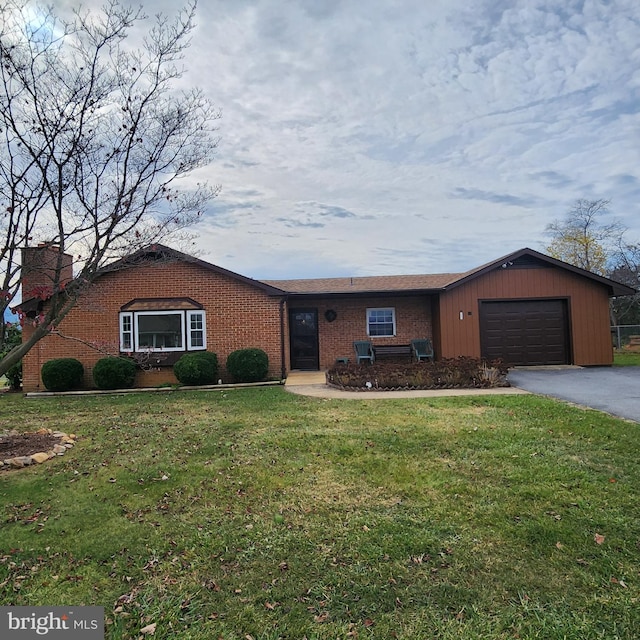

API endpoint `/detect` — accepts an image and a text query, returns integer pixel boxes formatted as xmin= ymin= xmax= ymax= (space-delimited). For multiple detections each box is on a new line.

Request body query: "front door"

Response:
xmin=289 ymin=308 xmax=319 ymax=370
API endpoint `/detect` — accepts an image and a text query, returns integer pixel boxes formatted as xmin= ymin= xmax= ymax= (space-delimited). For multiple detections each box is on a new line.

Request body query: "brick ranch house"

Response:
xmin=18 ymin=243 xmax=635 ymax=392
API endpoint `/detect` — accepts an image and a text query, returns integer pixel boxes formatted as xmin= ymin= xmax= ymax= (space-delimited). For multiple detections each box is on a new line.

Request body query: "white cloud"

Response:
xmin=47 ymin=0 xmax=640 ymax=276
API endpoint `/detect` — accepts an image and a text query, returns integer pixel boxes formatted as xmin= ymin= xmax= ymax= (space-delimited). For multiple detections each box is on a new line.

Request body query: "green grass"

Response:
xmin=1 ymin=388 xmax=639 ymax=639
xmin=613 ymin=350 xmax=640 ymax=366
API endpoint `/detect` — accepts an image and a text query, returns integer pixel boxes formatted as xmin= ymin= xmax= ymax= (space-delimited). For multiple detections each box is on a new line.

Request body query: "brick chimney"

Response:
xmin=21 ymin=243 xmax=73 ymax=300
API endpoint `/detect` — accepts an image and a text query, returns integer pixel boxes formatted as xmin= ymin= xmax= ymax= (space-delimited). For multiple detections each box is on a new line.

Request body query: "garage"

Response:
xmin=479 ymin=299 xmax=570 ymax=366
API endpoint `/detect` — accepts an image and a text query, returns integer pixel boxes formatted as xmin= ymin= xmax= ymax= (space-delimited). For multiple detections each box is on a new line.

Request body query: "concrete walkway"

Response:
xmin=284 ymin=370 xmax=529 ymax=399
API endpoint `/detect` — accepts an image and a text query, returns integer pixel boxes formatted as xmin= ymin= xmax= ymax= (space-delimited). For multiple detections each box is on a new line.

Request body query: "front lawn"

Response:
xmin=1 ymin=388 xmax=639 ymax=639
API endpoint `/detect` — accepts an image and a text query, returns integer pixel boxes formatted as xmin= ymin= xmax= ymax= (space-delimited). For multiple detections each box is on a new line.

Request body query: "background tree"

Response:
xmin=545 ymin=199 xmax=639 ymax=327
xmin=609 ymin=242 xmax=640 ymax=325
xmin=0 ymin=319 xmax=21 ymax=388
xmin=545 ymin=199 xmax=624 ymax=276
xmin=0 ymin=0 xmax=220 ymax=377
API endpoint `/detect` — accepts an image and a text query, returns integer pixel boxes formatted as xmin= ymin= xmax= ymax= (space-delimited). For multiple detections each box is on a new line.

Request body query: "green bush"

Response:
xmin=1 ymin=322 xmax=22 ymax=390
xmin=5 ymin=361 xmax=22 ymax=390
xmin=226 ymin=348 xmax=269 ymax=383
xmin=173 ymin=351 xmax=218 ymax=386
xmin=41 ymin=357 xmax=84 ymax=392
xmin=92 ymin=356 xmax=136 ymax=390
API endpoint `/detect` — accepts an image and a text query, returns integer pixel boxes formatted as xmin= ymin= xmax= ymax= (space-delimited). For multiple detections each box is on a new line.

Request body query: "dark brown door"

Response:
xmin=480 ymin=299 xmax=569 ymax=366
xmin=289 ymin=308 xmax=319 ymax=370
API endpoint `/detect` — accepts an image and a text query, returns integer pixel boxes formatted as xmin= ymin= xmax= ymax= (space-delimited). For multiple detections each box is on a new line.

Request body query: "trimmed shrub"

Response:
xmin=41 ymin=358 xmax=84 ymax=392
xmin=173 ymin=351 xmax=218 ymax=386
xmin=93 ymin=356 xmax=136 ymax=390
xmin=226 ymin=348 xmax=269 ymax=383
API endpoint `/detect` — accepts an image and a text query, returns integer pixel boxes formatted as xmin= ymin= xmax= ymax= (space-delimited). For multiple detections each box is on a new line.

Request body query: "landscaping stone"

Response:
xmin=10 ymin=456 xmax=34 ymax=468
xmin=1 ymin=430 xmax=78 ymax=471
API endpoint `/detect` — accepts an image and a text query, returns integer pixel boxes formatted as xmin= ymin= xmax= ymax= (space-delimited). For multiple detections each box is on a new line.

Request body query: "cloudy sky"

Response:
xmin=71 ymin=0 xmax=640 ymax=278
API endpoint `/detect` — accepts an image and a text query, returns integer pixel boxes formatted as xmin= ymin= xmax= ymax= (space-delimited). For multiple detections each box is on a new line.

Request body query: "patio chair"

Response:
xmin=411 ymin=338 xmax=434 ymax=362
xmin=353 ymin=340 xmax=375 ymax=364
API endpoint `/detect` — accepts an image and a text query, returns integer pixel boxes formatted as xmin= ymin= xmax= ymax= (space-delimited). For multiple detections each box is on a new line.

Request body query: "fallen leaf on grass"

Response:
xmin=555 ymin=541 xmax=564 ymax=549
xmin=140 ymin=622 xmax=156 ymax=635
xmin=610 ymin=577 xmax=627 ymax=588
xmin=314 ymin=613 xmax=329 ymax=623
xmin=594 ymin=533 xmax=605 ymax=545
xmin=203 ymin=580 xmax=220 ymax=591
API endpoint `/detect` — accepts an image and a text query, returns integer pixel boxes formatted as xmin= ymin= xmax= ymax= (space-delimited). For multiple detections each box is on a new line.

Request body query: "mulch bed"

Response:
xmin=0 ymin=432 xmax=62 ymax=459
xmin=326 ymin=358 xmax=509 ymax=391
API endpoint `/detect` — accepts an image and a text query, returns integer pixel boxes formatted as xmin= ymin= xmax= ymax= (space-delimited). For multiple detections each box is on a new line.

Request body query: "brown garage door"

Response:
xmin=480 ymin=299 xmax=570 ymax=366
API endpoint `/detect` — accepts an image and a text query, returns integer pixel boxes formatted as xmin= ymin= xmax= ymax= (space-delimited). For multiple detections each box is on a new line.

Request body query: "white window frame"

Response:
xmin=134 ymin=310 xmax=185 ymax=352
xmin=119 ymin=309 xmax=207 ymax=353
xmin=366 ymin=307 xmax=396 ymax=337
xmin=120 ymin=312 xmax=133 ymax=352
xmin=187 ymin=310 xmax=207 ymax=350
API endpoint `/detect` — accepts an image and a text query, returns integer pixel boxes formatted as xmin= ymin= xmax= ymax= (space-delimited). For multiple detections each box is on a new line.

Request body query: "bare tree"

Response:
xmin=545 ymin=199 xmax=624 ymax=275
xmin=609 ymin=242 xmax=640 ymax=325
xmin=0 ymin=0 xmax=220 ymax=376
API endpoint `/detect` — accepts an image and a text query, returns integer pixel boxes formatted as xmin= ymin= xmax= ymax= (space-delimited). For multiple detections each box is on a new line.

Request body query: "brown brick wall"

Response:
xmin=22 ymin=260 xmax=286 ymax=391
xmin=289 ymin=295 xmax=433 ymax=369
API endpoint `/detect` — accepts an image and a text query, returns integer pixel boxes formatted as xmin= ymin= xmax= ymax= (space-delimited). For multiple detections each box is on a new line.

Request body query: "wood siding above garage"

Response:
xmin=438 ymin=263 xmax=614 ymax=366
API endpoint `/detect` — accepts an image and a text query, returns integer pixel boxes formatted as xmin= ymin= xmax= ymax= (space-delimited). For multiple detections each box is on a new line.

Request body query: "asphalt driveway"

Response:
xmin=507 ymin=367 xmax=640 ymax=423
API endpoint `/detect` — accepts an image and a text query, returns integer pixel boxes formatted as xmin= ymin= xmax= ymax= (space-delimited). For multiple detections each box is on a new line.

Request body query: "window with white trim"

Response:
xmin=119 ymin=309 xmax=206 ymax=352
xmin=120 ymin=313 xmax=133 ymax=351
xmin=136 ymin=311 xmax=184 ymax=350
xmin=367 ymin=307 xmax=396 ymax=337
xmin=187 ymin=310 xmax=206 ymax=349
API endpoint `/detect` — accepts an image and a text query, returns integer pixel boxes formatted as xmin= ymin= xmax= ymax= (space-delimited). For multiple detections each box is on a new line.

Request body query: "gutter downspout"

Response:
xmin=279 ymin=296 xmax=287 ymax=381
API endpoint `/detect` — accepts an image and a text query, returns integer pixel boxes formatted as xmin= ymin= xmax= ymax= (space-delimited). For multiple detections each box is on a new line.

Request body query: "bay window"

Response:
xmin=119 ymin=301 xmax=206 ymax=353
